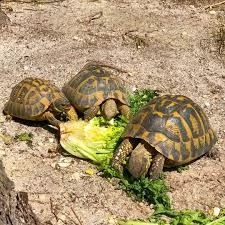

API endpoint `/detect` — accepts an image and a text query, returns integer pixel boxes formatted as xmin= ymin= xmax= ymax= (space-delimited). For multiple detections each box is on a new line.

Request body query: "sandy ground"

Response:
xmin=0 ymin=0 xmax=225 ymax=224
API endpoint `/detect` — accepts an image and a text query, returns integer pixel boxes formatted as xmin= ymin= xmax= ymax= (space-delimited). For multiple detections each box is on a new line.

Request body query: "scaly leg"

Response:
xmin=43 ymin=111 xmax=61 ymax=128
xmin=149 ymin=153 xmax=165 ymax=180
xmin=128 ymin=142 xmax=152 ymax=179
xmin=118 ymin=104 xmax=131 ymax=119
xmin=84 ymin=105 xmax=100 ymax=121
xmin=66 ymin=106 xmax=78 ymax=121
xmin=112 ymin=138 xmax=134 ymax=174
xmin=101 ymin=99 xmax=118 ymax=120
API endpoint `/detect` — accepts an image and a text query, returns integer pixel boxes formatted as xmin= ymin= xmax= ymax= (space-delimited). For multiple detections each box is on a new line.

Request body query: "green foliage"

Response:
xmin=120 ymin=177 xmax=171 ymax=211
xmin=14 ymin=132 xmax=33 ymax=142
xmin=129 ymin=89 xmax=158 ymax=115
xmin=118 ymin=209 xmax=225 ymax=225
xmin=176 ymin=165 xmax=189 ymax=173
xmin=0 ymin=132 xmax=13 ymax=145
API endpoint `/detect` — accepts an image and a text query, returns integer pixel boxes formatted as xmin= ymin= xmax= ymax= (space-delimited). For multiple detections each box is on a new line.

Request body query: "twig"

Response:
xmin=204 ymin=0 xmax=225 ymax=9
xmin=87 ymin=11 xmax=103 ymax=23
xmin=85 ymin=60 xmax=128 ymax=74
xmin=71 ymin=207 xmax=83 ymax=225
xmin=50 ymin=197 xmax=59 ymax=222
xmin=2 ymin=0 xmax=64 ymax=4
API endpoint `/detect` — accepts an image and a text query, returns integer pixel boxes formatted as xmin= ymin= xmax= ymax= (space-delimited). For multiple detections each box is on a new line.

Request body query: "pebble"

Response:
xmin=57 ymin=156 xmax=73 ymax=168
xmin=213 ymin=207 xmax=220 ymax=217
xmin=38 ymin=194 xmax=49 ymax=203
xmin=0 ymin=150 xmax=6 ymax=157
xmin=48 ymin=138 xmax=55 ymax=143
xmin=0 ymin=116 xmax=5 ymax=123
xmin=24 ymin=66 xmax=29 ymax=70
xmin=209 ymin=10 xmax=216 ymax=15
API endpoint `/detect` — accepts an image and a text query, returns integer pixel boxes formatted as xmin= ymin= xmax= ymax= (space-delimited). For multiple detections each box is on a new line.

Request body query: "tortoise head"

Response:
xmin=53 ymin=96 xmax=71 ymax=112
xmin=52 ymin=97 xmax=78 ymax=120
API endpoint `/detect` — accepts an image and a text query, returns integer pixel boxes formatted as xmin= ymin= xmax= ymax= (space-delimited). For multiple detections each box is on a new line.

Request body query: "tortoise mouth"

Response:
xmin=64 ymin=105 xmax=72 ymax=111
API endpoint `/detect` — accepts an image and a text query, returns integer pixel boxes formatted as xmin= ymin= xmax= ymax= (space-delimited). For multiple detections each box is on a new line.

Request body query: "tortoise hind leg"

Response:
xmin=43 ymin=111 xmax=61 ymax=128
xmin=112 ymin=138 xmax=134 ymax=174
xmin=149 ymin=153 xmax=165 ymax=180
xmin=83 ymin=105 xmax=100 ymax=121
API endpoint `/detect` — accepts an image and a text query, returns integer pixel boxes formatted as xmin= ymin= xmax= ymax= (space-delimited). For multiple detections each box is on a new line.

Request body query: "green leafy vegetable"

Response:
xmin=129 ymin=89 xmax=158 ymax=115
xmin=14 ymin=132 xmax=33 ymax=142
xmin=120 ymin=177 xmax=171 ymax=211
xmin=59 ymin=117 xmax=125 ymax=165
xmin=117 ymin=209 xmax=225 ymax=225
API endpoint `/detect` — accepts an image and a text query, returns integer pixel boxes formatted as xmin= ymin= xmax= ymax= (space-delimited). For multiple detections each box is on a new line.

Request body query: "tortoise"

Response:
xmin=112 ymin=95 xmax=217 ymax=179
xmin=62 ymin=63 xmax=131 ymax=121
xmin=3 ymin=78 xmax=78 ymax=127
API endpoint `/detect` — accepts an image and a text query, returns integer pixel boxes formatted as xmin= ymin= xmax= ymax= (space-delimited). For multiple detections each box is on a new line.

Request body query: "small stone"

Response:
xmin=209 ymin=10 xmax=216 ymax=15
xmin=213 ymin=207 xmax=220 ymax=217
xmin=57 ymin=156 xmax=73 ymax=168
xmin=0 ymin=150 xmax=6 ymax=157
xmin=49 ymin=138 xmax=54 ymax=143
xmin=38 ymin=194 xmax=49 ymax=203
xmin=205 ymin=102 xmax=210 ymax=107
xmin=132 ymin=86 xmax=137 ymax=92
xmin=24 ymin=66 xmax=29 ymax=70
xmin=51 ymin=162 xmax=57 ymax=168
xmin=0 ymin=116 xmax=5 ymax=123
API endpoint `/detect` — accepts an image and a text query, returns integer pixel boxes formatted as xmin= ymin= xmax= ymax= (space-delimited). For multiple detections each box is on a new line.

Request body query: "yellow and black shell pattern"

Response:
xmin=62 ymin=63 xmax=130 ymax=112
xmin=123 ymin=95 xmax=217 ymax=165
xmin=4 ymin=78 xmax=65 ymax=120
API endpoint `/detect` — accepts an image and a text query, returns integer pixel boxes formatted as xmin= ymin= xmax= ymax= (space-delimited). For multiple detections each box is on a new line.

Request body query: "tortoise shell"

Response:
xmin=123 ymin=95 xmax=217 ymax=165
xmin=4 ymin=77 xmax=66 ymax=121
xmin=62 ymin=63 xmax=130 ymax=112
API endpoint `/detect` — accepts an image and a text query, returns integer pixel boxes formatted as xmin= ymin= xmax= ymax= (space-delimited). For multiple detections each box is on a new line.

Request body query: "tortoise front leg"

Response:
xmin=149 ymin=153 xmax=165 ymax=180
xmin=118 ymin=104 xmax=131 ymax=119
xmin=112 ymin=138 xmax=134 ymax=174
xmin=84 ymin=105 xmax=100 ymax=121
xmin=43 ymin=111 xmax=61 ymax=128
xmin=101 ymin=99 xmax=118 ymax=120
xmin=128 ymin=142 xmax=152 ymax=179
xmin=66 ymin=106 xmax=78 ymax=121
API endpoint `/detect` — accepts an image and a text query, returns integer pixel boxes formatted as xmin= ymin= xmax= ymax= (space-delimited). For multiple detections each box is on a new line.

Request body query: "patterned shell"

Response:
xmin=63 ymin=64 xmax=130 ymax=112
xmin=123 ymin=95 xmax=217 ymax=165
xmin=4 ymin=78 xmax=65 ymax=120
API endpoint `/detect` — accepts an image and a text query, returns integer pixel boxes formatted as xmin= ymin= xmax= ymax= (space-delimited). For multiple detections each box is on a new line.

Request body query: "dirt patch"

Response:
xmin=0 ymin=0 xmax=225 ymax=224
